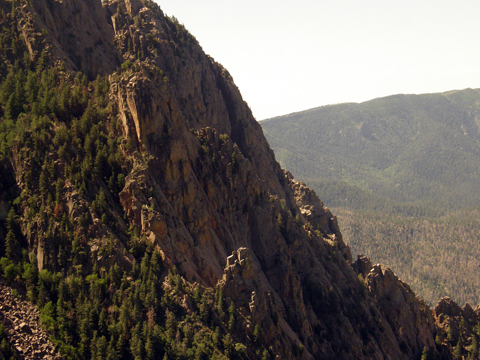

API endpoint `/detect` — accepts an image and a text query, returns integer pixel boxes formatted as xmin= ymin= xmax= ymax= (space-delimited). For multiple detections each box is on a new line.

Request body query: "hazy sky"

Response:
xmin=156 ymin=0 xmax=480 ymax=120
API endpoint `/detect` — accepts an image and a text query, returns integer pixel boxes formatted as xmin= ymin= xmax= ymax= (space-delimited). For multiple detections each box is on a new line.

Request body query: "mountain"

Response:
xmin=262 ymin=90 xmax=480 ymax=213
xmin=0 ymin=0 xmax=479 ymax=359
xmin=261 ymin=90 xmax=480 ymax=306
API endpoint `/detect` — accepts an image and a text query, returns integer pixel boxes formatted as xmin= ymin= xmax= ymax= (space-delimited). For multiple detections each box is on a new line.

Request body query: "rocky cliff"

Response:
xmin=0 ymin=0 xmax=479 ymax=359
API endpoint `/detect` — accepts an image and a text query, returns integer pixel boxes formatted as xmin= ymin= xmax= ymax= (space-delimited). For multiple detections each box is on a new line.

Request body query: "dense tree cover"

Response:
xmin=262 ymin=90 xmax=480 ymax=306
xmin=5 ymin=0 xmax=479 ymax=356
xmin=0 ymin=243 xmax=258 ymax=360
xmin=0 ymin=49 xmax=126 ymax=268
xmin=336 ymin=207 xmax=480 ymax=306
xmin=305 ymin=178 xmax=436 ymax=217
xmin=262 ymin=90 xmax=480 ymax=211
xmin=0 ymin=2 xmax=266 ymax=359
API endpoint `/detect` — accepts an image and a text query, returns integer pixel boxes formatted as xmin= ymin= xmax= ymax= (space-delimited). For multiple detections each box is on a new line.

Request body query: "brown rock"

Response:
xmin=434 ymin=297 xmax=463 ymax=318
xmin=352 ymin=254 xmax=373 ymax=278
xmin=462 ymin=303 xmax=477 ymax=322
xmin=28 ymin=0 xmax=122 ymax=79
xmin=366 ymin=264 xmax=437 ymax=358
xmin=5 ymin=0 xmax=476 ymax=358
xmin=19 ymin=322 xmax=32 ymax=334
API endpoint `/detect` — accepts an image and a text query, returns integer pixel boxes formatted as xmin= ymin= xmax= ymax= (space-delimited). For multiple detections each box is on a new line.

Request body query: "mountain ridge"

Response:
xmin=262 ymin=88 xmax=480 ymax=307
xmin=261 ymin=88 xmax=480 ymax=123
xmin=262 ymin=88 xmax=480 ymax=211
xmin=0 ymin=0 xmax=478 ymax=358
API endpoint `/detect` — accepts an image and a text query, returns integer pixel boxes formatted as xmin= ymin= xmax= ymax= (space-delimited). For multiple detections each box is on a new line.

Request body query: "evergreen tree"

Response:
xmin=471 ymin=333 xmax=479 ymax=359
xmin=228 ymin=302 xmax=236 ymax=330
xmin=5 ymin=207 xmax=20 ymax=261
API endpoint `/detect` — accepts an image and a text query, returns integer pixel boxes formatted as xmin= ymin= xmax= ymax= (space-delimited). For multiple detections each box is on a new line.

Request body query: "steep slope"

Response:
xmin=0 ymin=0 xmax=478 ymax=359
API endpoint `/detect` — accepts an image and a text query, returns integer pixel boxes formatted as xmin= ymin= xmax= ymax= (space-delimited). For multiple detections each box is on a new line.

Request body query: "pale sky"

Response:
xmin=156 ymin=0 xmax=480 ymax=120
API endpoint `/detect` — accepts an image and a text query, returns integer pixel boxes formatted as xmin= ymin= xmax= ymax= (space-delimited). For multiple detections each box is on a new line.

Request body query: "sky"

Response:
xmin=156 ymin=0 xmax=480 ymax=120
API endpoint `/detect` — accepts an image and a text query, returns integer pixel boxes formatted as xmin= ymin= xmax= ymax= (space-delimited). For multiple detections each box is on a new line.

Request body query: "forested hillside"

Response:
xmin=334 ymin=207 xmax=480 ymax=306
xmin=262 ymin=90 xmax=480 ymax=305
xmin=3 ymin=0 xmax=480 ymax=358
xmin=0 ymin=2 xmax=240 ymax=358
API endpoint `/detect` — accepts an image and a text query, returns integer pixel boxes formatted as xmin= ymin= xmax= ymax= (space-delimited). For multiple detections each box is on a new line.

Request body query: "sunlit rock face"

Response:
xmin=3 ymin=0 xmax=477 ymax=358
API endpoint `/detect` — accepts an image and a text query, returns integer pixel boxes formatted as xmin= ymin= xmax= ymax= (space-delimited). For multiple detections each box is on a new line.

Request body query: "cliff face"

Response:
xmin=1 ymin=0 xmax=478 ymax=359
xmin=27 ymin=0 xmax=121 ymax=78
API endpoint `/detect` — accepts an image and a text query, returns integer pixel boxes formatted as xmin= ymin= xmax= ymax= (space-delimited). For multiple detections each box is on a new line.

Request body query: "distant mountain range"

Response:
xmin=2 ymin=0 xmax=479 ymax=357
xmin=262 ymin=89 xmax=480 ymax=214
xmin=262 ymin=89 xmax=480 ymax=305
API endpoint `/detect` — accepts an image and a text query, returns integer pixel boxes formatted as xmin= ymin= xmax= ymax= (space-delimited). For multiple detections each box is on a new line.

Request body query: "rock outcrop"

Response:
xmin=432 ymin=296 xmax=480 ymax=355
xmin=2 ymin=0 xmax=480 ymax=358
xmin=29 ymin=0 xmax=121 ymax=78
xmin=365 ymin=264 xmax=437 ymax=358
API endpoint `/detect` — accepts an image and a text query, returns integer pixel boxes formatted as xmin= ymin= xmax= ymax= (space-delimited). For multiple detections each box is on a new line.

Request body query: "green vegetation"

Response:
xmin=0 ymin=2 xmax=262 ymax=358
xmin=262 ymin=89 xmax=480 ymax=305
xmin=262 ymin=90 xmax=480 ymax=212
xmin=334 ymin=207 xmax=480 ymax=305
xmin=5 ymin=0 xmax=478 ymax=357
xmin=1 ymin=243 xmax=252 ymax=360
xmin=0 ymin=321 xmax=19 ymax=359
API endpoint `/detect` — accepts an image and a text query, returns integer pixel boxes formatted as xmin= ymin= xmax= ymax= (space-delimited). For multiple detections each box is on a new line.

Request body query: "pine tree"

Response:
xmin=215 ymin=286 xmax=224 ymax=315
xmin=96 ymin=335 xmax=108 ymax=359
xmin=454 ymin=329 xmax=466 ymax=360
xmin=165 ymin=311 xmax=176 ymax=339
xmin=420 ymin=346 xmax=429 ymax=360
xmin=223 ymin=334 xmax=233 ymax=358
xmin=471 ymin=333 xmax=479 ymax=359
xmin=106 ymin=336 xmax=118 ymax=360
xmin=24 ymin=253 xmax=38 ymax=295
xmin=253 ymin=324 xmax=262 ymax=343
xmin=199 ymin=293 xmax=209 ymax=323
xmin=262 ymin=348 xmax=270 ymax=360
xmin=228 ymin=302 xmax=236 ymax=330
xmin=145 ymin=334 xmax=155 ymax=360
xmin=5 ymin=208 xmax=20 ymax=260
xmin=4 ymin=229 xmax=18 ymax=261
